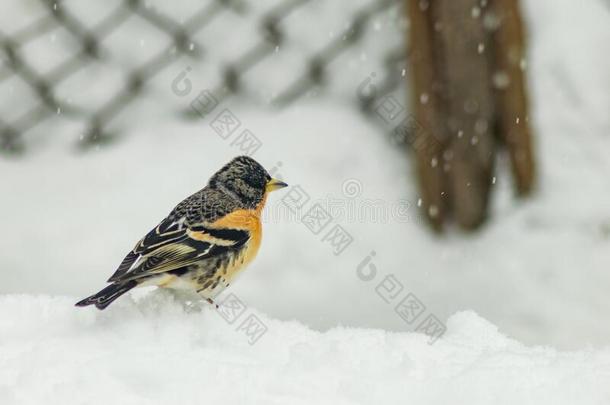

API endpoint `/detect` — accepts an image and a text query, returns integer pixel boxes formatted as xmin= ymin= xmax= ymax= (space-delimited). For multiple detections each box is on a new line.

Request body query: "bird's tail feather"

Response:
xmin=75 ymin=280 xmax=138 ymax=310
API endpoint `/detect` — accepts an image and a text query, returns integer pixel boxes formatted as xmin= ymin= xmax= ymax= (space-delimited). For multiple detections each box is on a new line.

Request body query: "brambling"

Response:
xmin=76 ymin=156 xmax=287 ymax=310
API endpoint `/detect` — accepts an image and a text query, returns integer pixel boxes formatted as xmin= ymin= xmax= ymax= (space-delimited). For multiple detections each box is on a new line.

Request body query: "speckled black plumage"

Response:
xmin=169 ymin=155 xmax=272 ymax=225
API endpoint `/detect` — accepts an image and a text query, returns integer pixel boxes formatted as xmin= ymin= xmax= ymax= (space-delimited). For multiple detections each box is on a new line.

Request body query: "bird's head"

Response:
xmin=209 ymin=156 xmax=288 ymax=209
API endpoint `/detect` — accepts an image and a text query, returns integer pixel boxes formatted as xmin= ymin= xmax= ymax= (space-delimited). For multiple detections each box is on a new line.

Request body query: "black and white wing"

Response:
xmin=107 ymin=216 xmax=250 ymax=283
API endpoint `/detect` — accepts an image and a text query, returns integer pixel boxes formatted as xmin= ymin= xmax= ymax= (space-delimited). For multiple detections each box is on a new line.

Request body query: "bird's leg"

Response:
xmin=196 ymin=287 xmax=220 ymax=309
xmin=205 ymin=297 xmax=219 ymax=309
xmin=172 ymin=289 xmax=206 ymax=313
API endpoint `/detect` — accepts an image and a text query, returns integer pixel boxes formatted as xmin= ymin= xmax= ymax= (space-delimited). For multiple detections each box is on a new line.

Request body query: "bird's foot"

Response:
xmin=206 ymin=297 xmax=219 ymax=309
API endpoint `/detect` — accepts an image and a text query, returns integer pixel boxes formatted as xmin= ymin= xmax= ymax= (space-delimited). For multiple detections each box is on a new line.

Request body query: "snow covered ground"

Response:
xmin=1 ymin=0 xmax=610 ymax=403
xmin=2 ymin=295 xmax=610 ymax=405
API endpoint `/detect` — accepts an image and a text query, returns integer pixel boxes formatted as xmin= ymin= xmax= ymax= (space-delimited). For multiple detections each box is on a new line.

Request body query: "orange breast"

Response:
xmin=209 ymin=202 xmax=266 ymax=282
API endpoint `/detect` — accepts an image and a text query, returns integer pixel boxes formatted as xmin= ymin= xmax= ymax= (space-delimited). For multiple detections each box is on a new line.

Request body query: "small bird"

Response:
xmin=76 ymin=156 xmax=287 ymax=310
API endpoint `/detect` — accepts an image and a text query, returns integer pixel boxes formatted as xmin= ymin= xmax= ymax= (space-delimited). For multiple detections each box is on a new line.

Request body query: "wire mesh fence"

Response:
xmin=0 ymin=0 xmax=407 ymax=156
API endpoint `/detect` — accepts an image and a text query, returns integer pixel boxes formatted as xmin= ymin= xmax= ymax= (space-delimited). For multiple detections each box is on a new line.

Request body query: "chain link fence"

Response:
xmin=0 ymin=0 xmax=407 ymax=156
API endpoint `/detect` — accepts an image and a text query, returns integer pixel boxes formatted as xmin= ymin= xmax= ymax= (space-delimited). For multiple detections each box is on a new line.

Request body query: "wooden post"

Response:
xmin=406 ymin=0 xmax=447 ymax=231
xmin=491 ymin=0 xmax=536 ymax=195
xmin=405 ymin=0 xmax=536 ymax=231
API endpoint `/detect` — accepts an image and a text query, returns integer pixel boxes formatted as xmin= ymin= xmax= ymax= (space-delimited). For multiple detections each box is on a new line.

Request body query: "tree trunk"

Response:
xmin=491 ymin=0 xmax=536 ymax=195
xmin=405 ymin=0 xmax=535 ymax=231
xmin=406 ymin=0 xmax=447 ymax=231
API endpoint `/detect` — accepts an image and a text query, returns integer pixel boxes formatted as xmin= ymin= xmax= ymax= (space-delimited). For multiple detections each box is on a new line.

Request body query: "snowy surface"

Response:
xmin=2 ymin=294 xmax=610 ymax=405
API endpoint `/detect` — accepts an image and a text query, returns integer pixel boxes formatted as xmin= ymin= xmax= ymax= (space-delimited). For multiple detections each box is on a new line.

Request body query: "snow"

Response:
xmin=1 ymin=294 xmax=610 ymax=405
xmin=1 ymin=0 xmax=610 ymax=402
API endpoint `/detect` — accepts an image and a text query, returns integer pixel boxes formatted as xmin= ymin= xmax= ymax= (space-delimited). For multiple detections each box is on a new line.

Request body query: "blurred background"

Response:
xmin=1 ymin=0 xmax=609 ymax=350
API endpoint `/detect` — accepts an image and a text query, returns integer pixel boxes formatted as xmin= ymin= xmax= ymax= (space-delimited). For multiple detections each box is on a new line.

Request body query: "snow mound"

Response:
xmin=1 ymin=294 xmax=609 ymax=405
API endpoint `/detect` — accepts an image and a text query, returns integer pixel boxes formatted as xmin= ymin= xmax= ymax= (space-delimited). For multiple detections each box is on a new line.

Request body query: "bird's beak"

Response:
xmin=266 ymin=178 xmax=288 ymax=192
